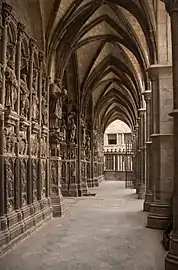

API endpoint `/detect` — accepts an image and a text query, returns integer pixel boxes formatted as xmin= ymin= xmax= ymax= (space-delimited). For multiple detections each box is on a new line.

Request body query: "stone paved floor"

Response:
xmin=0 ymin=181 xmax=165 ymax=270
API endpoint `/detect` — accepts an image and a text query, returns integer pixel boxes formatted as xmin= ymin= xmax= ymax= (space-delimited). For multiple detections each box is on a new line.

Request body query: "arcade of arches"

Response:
xmin=0 ymin=0 xmax=178 ymax=269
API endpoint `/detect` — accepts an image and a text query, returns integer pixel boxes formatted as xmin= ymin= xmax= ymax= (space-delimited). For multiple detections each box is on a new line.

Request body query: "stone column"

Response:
xmin=27 ymin=39 xmax=35 ymax=205
xmin=138 ymin=109 xmax=146 ymax=199
xmin=0 ymin=2 xmax=12 ymax=247
xmin=165 ymin=1 xmax=178 ymax=269
xmin=134 ymin=124 xmax=139 ymax=193
xmin=147 ymin=64 xmax=174 ymax=230
xmin=143 ymin=90 xmax=152 ymax=211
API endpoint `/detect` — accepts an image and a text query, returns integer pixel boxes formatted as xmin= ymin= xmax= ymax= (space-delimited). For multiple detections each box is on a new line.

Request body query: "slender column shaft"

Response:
xmin=0 ymin=3 xmax=12 ymax=222
xmin=27 ymin=39 xmax=35 ymax=204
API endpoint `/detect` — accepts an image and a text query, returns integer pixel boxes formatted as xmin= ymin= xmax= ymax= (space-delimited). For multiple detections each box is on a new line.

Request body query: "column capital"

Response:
xmin=142 ymin=90 xmax=152 ymax=103
xmin=147 ymin=64 xmax=172 ymax=81
xmin=165 ymin=0 xmax=178 ymax=14
xmin=138 ymin=108 xmax=146 ymax=115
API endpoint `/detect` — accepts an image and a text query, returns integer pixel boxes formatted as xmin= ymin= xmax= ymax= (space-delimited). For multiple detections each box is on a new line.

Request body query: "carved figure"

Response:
xmin=5 ymin=129 xmax=16 ymax=154
xmin=71 ymin=162 xmax=76 ymax=177
xmin=5 ymin=59 xmax=18 ymax=110
xmin=42 ymin=96 xmax=48 ymax=125
xmin=19 ymin=133 xmax=28 ymax=155
xmin=51 ymin=161 xmax=57 ymax=185
xmin=41 ymin=137 xmax=46 ymax=157
xmin=32 ymin=93 xmax=39 ymax=121
xmin=20 ymin=74 xmax=29 ymax=118
xmin=21 ymin=160 xmax=27 ymax=194
xmin=68 ymin=116 xmax=76 ymax=143
xmin=49 ymin=80 xmax=63 ymax=129
xmin=61 ymin=118 xmax=67 ymax=142
xmin=86 ymin=133 xmax=91 ymax=150
xmin=31 ymin=136 xmax=39 ymax=156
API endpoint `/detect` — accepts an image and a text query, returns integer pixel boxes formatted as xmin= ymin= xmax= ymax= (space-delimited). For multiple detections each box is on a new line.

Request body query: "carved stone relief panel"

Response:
xmin=20 ymin=159 xmax=27 ymax=207
xmin=19 ymin=131 xmax=28 ymax=156
xmin=4 ymin=126 xmax=16 ymax=156
xmin=31 ymin=133 xmax=39 ymax=157
xmin=5 ymin=157 xmax=15 ymax=213
xmin=32 ymin=159 xmax=38 ymax=202
xmin=41 ymin=136 xmax=47 ymax=158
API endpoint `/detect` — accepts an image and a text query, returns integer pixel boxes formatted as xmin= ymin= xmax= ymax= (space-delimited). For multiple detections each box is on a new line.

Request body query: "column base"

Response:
xmin=50 ymin=193 xmax=64 ymax=217
xmin=93 ymin=177 xmax=99 ymax=187
xmin=87 ymin=179 xmax=93 ymax=188
xmin=81 ymin=178 xmax=88 ymax=194
xmin=165 ymin=252 xmax=178 ymax=270
xmin=143 ymin=192 xmax=152 ymax=212
xmin=147 ymin=202 xmax=172 ymax=229
xmin=138 ymin=185 xmax=145 ymax=199
xmin=136 ymin=184 xmax=140 ymax=194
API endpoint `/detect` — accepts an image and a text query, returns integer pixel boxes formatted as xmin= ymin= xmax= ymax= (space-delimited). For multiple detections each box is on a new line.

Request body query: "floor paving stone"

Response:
xmin=0 ymin=181 xmax=165 ymax=270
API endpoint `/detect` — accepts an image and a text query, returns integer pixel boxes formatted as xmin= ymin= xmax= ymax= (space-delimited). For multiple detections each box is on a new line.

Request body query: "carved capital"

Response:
xmin=142 ymin=90 xmax=152 ymax=103
xmin=138 ymin=108 xmax=146 ymax=116
xmin=2 ymin=3 xmax=12 ymax=26
xmin=165 ymin=0 xmax=178 ymax=14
